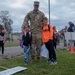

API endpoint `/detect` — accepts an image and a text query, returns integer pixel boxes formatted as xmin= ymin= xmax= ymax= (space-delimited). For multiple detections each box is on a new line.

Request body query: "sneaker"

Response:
xmin=37 ymin=57 xmax=40 ymax=62
xmin=50 ymin=61 xmax=55 ymax=65
xmin=24 ymin=63 xmax=28 ymax=65
xmin=47 ymin=59 xmax=54 ymax=65
xmin=53 ymin=61 xmax=57 ymax=65
xmin=24 ymin=62 xmax=28 ymax=65
xmin=50 ymin=60 xmax=57 ymax=65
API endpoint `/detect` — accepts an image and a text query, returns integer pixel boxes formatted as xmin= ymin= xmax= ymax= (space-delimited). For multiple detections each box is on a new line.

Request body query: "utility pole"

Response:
xmin=48 ymin=0 xmax=50 ymax=25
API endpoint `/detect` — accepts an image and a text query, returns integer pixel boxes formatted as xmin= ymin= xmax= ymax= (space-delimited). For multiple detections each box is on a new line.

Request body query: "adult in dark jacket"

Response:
xmin=68 ymin=22 xmax=74 ymax=32
xmin=67 ymin=22 xmax=75 ymax=47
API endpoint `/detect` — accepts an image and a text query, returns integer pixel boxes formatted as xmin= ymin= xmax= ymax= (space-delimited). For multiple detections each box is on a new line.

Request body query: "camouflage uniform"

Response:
xmin=22 ymin=5 xmax=45 ymax=60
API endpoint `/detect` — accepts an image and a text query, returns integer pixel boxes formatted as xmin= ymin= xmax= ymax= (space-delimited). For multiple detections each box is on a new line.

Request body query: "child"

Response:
xmin=42 ymin=17 xmax=57 ymax=65
xmin=22 ymin=25 xmax=32 ymax=65
xmin=0 ymin=25 xmax=6 ymax=55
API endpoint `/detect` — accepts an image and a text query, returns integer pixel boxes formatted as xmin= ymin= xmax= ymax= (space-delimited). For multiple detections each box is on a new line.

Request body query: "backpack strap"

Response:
xmin=42 ymin=24 xmax=50 ymax=31
xmin=48 ymin=25 xmax=50 ymax=31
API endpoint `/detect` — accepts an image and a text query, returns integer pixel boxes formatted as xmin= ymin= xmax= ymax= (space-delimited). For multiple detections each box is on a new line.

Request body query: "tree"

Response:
xmin=0 ymin=10 xmax=13 ymax=34
xmin=0 ymin=10 xmax=13 ymax=41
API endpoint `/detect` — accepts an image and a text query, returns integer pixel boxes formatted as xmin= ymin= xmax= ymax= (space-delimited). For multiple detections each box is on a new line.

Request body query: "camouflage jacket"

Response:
xmin=22 ymin=10 xmax=45 ymax=33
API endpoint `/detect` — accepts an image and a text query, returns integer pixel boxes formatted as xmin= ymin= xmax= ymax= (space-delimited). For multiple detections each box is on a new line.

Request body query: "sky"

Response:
xmin=0 ymin=0 xmax=75 ymax=32
xmin=51 ymin=0 xmax=75 ymax=30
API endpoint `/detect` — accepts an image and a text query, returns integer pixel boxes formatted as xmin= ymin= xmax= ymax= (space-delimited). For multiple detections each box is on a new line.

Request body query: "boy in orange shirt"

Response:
xmin=42 ymin=17 xmax=57 ymax=65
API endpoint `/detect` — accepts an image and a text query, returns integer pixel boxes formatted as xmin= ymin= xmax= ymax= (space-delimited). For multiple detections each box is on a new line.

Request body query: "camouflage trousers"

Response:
xmin=30 ymin=32 xmax=42 ymax=59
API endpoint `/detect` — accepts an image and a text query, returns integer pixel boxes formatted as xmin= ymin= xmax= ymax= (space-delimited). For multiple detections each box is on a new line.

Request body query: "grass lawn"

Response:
xmin=4 ymin=41 xmax=19 ymax=47
xmin=0 ymin=49 xmax=75 ymax=75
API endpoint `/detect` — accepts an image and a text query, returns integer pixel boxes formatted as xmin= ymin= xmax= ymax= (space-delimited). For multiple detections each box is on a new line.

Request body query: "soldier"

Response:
xmin=22 ymin=1 xmax=45 ymax=62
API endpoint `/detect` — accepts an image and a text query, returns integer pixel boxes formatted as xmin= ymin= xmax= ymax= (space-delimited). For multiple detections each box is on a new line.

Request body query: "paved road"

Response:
xmin=0 ymin=46 xmax=23 ymax=59
xmin=0 ymin=43 xmax=67 ymax=60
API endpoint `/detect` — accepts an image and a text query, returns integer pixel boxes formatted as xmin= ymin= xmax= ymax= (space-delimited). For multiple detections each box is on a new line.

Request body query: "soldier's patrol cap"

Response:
xmin=34 ymin=1 xmax=39 ymax=6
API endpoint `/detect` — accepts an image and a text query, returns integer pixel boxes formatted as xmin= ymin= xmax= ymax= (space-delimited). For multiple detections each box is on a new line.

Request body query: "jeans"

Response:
xmin=23 ymin=45 xmax=30 ymax=63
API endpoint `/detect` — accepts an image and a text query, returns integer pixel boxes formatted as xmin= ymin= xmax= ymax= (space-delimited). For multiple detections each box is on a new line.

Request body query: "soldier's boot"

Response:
xmin=37 ymin=57 xmax=40 ymax=62
xmin=30 ymin=56 xmax=35 ymax=63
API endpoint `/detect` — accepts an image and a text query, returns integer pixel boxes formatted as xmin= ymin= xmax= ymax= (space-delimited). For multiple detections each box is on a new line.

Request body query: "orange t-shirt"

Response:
xmin=42 ymin=24 xmax=53 ymax=43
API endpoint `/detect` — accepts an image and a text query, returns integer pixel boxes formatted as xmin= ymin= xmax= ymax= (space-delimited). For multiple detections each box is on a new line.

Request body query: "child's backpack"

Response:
xmin=19 ymin=40 xmax=23 ymax=48
xmin=19 ymin=35 xmax=23 ymax=48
